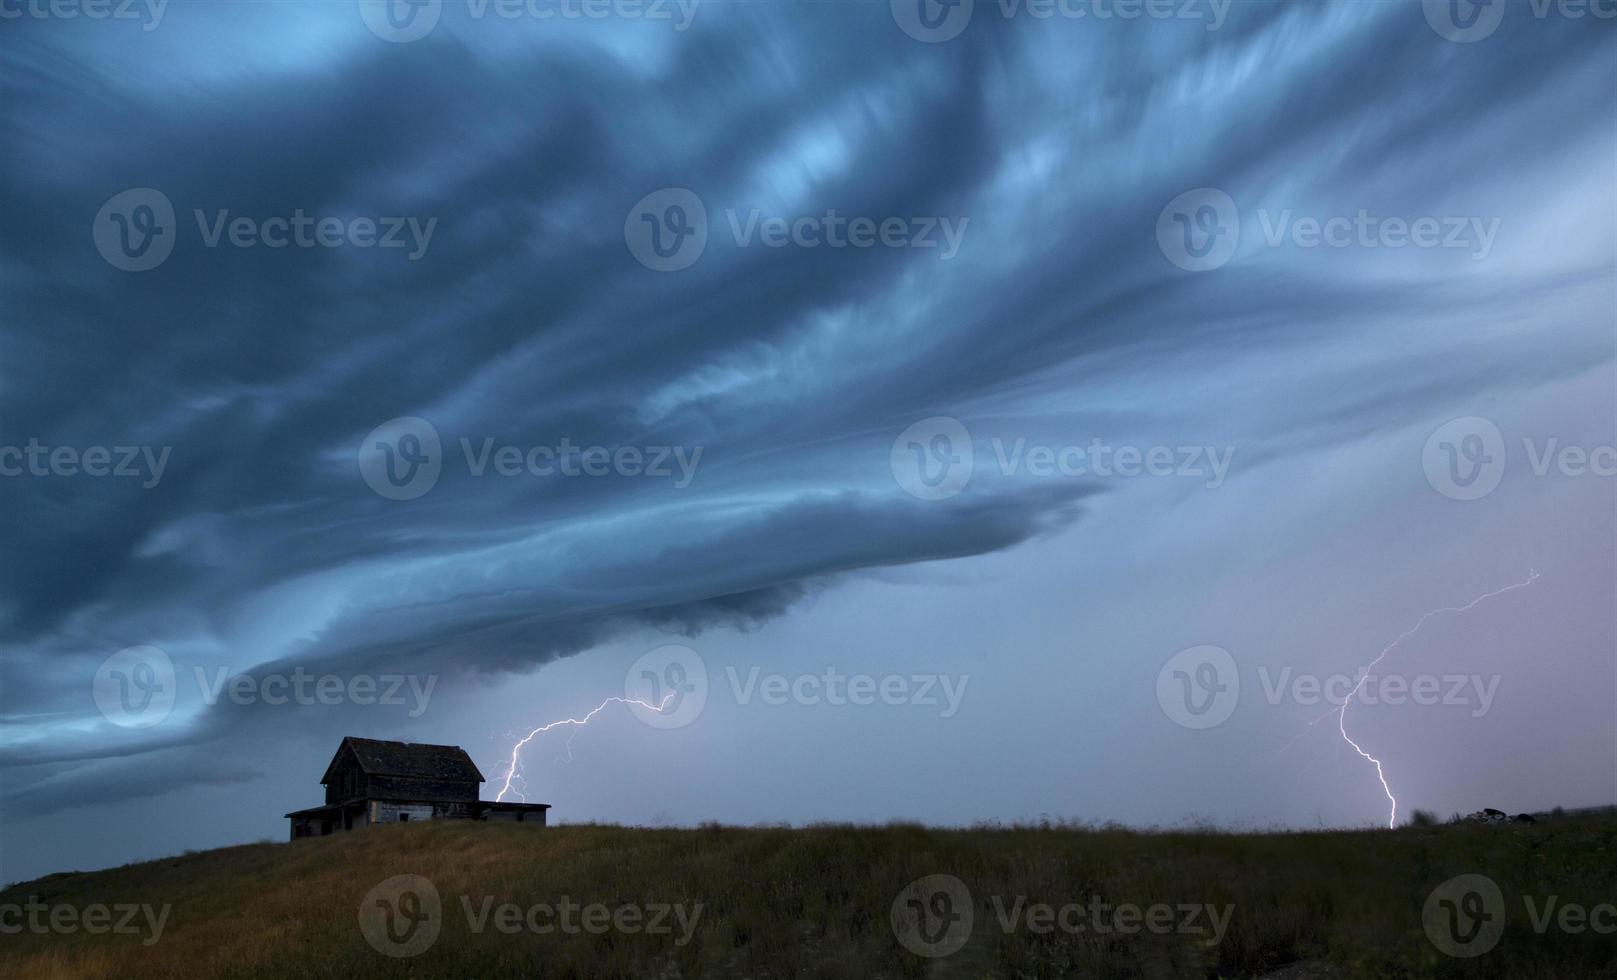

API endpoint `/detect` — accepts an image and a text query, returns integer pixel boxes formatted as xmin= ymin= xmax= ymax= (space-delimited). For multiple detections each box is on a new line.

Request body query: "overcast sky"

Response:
xmin=2 ymin=1 xmax=1614 ymax=885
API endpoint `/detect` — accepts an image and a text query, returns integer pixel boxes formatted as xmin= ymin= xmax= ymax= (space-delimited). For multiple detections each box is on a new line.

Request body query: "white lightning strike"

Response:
xmin=495 ymin=694 xmax=673 ymax=802
xmin=1331 ymin=569 xmax=1541 ymax=829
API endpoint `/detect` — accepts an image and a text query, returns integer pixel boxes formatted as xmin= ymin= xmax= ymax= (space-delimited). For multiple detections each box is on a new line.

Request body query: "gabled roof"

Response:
xmin=321 ymin=736 xmax=485 ymax=784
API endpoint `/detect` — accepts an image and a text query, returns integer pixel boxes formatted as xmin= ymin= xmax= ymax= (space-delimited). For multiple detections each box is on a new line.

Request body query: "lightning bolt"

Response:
xmin=495 ymin=694 xmax=673 ymax=802
xmin=1329 ymin=569 xmax=1540 ymax=828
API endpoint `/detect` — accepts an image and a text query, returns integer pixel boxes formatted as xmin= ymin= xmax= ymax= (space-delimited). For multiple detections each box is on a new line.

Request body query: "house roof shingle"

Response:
xmin=322 ymin=736 xmax=485 ymax=784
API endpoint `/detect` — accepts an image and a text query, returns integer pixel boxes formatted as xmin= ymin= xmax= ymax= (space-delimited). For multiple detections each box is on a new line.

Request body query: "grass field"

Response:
xmin=2 ymin=815 xmax=1614 ymax=979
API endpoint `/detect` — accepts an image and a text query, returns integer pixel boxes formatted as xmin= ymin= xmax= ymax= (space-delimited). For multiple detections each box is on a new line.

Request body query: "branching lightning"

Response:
xmin=1294 ymin=569 xmax=1540 ymax=829
xmin=495 ymin=694 xmax=673 ymax=802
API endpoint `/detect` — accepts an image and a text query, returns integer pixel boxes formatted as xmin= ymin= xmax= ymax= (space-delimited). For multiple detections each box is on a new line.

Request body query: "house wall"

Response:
xmin=368 ymin=774 xmax=479 ymax=803
xmin=322 ymin=747 xmax=480 ymax=805
xmin=375 ymin=802 xmax=436 ymax=824
xmin=370 ymin=801 xmax=479 ymax=824
xmin=324 ymin=751 xmax=366 ymax=804
xmin=292 ymin=800 xmax=546 ymax=838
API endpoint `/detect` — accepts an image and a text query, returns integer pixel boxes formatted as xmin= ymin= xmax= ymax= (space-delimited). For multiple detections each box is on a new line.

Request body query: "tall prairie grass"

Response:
xmin=2 ymin=816 xmax=1613 ymax=979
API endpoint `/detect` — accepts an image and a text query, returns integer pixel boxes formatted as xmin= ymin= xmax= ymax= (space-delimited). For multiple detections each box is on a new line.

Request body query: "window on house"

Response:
xmin=398 ymin=813 xmax=409 ymax=822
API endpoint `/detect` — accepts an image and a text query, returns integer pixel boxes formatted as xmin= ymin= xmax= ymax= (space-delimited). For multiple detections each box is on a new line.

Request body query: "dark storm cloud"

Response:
xmin=1 ymin=1 xmax=1611 ymax=811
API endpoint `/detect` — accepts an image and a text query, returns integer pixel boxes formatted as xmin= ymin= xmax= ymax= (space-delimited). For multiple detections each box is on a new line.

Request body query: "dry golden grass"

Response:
xmin=1 ymin=816 xmax=1613 ymax=979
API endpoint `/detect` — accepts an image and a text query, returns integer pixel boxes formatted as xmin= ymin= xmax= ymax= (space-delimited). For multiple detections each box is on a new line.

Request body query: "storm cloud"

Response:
xmin=1 ymin=0 xmax=1612 ymax=869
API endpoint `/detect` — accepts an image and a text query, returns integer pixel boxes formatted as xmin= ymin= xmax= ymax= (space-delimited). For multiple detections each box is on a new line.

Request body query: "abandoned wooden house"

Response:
xmin=285 ymin=736 xmax=549 ymax=839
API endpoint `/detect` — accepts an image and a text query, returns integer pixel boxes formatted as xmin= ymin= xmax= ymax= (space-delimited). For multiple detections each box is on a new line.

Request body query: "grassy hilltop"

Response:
xmin=2 ymin=816 xmax=1614 ymax=979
